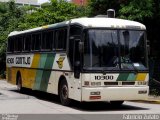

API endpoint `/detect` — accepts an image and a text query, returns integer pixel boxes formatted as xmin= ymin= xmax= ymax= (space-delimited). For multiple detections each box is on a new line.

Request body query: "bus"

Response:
xmin=6 ymin=16 xmax=149 ymax=106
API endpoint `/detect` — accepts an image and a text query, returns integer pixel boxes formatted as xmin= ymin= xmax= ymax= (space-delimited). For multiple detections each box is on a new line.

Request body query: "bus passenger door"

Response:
xmin=74 ymin=39 xmax=82 ymax=101
xmin=69 ymin=38 xmax=82 ymax=101
xmin=69 ymin=25 xmax=82 ymax=101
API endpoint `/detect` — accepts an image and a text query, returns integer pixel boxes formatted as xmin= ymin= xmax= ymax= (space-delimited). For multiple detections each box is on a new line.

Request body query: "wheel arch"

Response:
xmin=58 ymin=75 xmax=67 ymax=95
xmin=16 ymin=71 xmax=21 ymax=85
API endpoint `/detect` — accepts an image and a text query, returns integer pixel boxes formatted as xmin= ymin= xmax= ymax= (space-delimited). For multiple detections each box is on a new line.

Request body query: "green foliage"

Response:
xmin=88 ymin=0 xmax=125 ymax=17
xmin=119 ymin=0 xmax=153 ymax=21
xmin=19 ymin=0 xmax=89 ymax=30
xmin=0 ymin=1 xmax=25 ymax=77
xmin=88 ymin=0 xmax=153 ymax=21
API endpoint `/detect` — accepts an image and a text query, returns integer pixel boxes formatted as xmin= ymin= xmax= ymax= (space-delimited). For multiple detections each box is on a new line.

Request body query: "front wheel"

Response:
xmin=59 ymin=80 xmax=71 ymax=106
xmin=110 ymin=101 xmax=124 ymax=106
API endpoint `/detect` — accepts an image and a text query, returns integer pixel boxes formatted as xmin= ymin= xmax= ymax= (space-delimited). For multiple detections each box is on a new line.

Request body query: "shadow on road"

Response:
xmin=10 ymin=88 xmax=149 ymax=112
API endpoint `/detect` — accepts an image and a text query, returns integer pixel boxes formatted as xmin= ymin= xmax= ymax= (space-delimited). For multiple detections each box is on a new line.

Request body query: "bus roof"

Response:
xmin=9 ymin=17 xmax=146 ymax=37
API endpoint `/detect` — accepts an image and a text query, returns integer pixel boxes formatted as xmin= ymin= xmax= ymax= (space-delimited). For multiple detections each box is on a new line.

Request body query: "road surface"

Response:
xmin=0 ymin=80 xmax=160 ymax=120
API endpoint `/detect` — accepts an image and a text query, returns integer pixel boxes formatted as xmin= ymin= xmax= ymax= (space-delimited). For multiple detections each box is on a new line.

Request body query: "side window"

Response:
xmin=32 ymin=33 xmax=41 ymax=51
xmin=14 ymin=36 xmax=23 ymax=52
xmin=7 ymin=37 xmax=14 ymax=52
xmin=42 ymin=31 xmax=53 ymax=50
xmin=24 ymin=35 xmax=31 ymax=51
xmin=55 ymin=28 xmax=67 ymax=50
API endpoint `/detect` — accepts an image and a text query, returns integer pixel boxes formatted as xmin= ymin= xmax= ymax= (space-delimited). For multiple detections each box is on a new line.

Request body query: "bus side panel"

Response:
xmin=40 ymin=53 xmax=55 ymax=91
xmin=30 ymin=53 xmax=41 ymax=89
xmin=33 ymin=54 xmax=47 ymax=90
xmin=47 ymin=53 xmax=69 ymax=94
xmin=47 ymin=53 xmax=82 ymax=101
xmin=32 ymin=53 xmax=55 ymax=92
xmin=20 ymin=68 xmax=37 ymax=89
xmin=6 ymin=67 xmax=17 ymax=85
xmin=47 ymin=54 xmax=72 ymax=95
xmin=6 ymin=67 xmax=11 ymax=83
xmin=16 ymin=54 xmax=40 ymax=89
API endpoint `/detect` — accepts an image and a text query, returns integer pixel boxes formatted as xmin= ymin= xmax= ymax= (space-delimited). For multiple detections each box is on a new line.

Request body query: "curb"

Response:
xmin=130 ymin=100 xmax=160 ymax=104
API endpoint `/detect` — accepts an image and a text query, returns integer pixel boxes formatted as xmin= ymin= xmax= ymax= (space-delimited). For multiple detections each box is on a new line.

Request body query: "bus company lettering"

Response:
xmin=95 ymin=75 xmax=114 ymax=80
xmin=16 ymin=57 xmax=31 ymax=65
xmin=7 ymin=58 xmax=14 ymax=64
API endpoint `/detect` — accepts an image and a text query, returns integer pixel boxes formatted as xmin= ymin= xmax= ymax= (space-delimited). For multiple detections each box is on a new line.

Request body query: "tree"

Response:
xmin=19 ymin=0 xmax=89 ymax=30
xmin=88 ymin=0 xmax=122 ymax=17
xmin=119 ymin=0 xmax=153 ymax=21
xmin=0 ymin=1 xmax=25 ymax=78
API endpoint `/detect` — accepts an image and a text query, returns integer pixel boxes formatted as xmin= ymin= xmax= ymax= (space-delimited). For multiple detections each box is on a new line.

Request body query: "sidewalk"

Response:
xmin=142 ymin=95 xmax=160 ymax=104
xmin=129 ymin=95 xmax=160 ymax=104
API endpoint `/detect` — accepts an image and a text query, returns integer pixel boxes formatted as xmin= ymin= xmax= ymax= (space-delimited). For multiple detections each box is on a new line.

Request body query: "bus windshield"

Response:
xmin=83 ymin=29 xmax=147 ymax=71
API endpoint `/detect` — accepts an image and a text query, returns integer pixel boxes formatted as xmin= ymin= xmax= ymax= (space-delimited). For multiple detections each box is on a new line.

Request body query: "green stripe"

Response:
xmin=127 ymin=73 xmax=136 ymax=81
xmin=117 ymin=73 xmax=129 ymax=81
xmin=40 ymin=53 xmax=55 ymax=91
xmin=34 ymin=54 xmax=47 ymax=90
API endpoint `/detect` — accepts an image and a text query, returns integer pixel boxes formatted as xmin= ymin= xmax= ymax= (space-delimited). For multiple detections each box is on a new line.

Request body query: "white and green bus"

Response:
xmin=6 ymin=15 xmax=149 ymax=106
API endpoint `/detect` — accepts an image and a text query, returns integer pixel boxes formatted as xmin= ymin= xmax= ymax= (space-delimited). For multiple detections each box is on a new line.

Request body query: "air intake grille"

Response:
xmin=104 ymin=81 xmax=135 ymax=86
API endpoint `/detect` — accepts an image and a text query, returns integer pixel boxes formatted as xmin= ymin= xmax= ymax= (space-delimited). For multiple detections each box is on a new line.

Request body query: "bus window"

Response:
xmin=83 ymin=30 xmax=119 ymax=69
xmin=7 ymin=37 xmax=14 ymax=52
xmin=24 ymin=35 xmax=31 ymax=52
xmin=55 ymin=29 xmax=67 ymax=50
xmin=42 ymin=31 xmax=53 ymax=51
xmin=14 ymin=36 xmax=23 ymax=52
xmin=32 ymin=33 xmax=41 ymax=51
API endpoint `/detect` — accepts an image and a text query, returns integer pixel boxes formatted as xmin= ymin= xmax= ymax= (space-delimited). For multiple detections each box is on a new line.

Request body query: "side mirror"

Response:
xmin=79 ymin=42 xmax=84 ymax=53
xmin=74 ymin=61 xmax=81 ymax=79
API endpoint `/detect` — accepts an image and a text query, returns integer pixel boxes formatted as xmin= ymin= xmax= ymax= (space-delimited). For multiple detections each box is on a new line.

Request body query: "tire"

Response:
xmin=59 ymin=80 xmax=71 ymax=106
xmin=110 ymin=101 xmax=124 ymax=106
xmin=17 ymin=74 xmax=23 ymax=92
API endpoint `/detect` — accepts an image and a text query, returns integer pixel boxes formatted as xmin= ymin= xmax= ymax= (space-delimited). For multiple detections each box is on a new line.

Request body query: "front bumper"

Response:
xmin=82 ymin=86 xmax=149 ymax=102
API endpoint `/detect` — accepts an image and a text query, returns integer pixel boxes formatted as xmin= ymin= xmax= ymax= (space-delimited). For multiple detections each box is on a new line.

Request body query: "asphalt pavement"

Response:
xmin=0 ymin=79 xmax=160 ymax=114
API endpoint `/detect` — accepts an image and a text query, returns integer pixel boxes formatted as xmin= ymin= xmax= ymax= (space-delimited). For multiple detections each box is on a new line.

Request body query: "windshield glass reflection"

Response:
xmin=84 ymin=30 xmax=119 ymax=70
xmin=83 ymin=29 xmax=147 ymax=71
xmin=119 ymin=30 xmax=147 ymax=70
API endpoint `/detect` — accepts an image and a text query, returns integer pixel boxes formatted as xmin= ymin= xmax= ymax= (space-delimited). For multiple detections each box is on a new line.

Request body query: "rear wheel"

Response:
xmin=59 ymin=80 xmax=71 ymax=106
xmin=17 ymin=74 xmax=23 ymax=92
xmin=110 ymin=101 xmax=124 ymax=106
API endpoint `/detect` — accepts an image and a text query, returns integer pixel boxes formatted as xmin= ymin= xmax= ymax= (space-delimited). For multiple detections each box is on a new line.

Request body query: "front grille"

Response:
xmin=122 ymin=81 xmax=135 ymax=85
xmin=104 ymin=82 xmax=118 ymax=85
xmin=104 ymin=81 xmax=135 ymax=86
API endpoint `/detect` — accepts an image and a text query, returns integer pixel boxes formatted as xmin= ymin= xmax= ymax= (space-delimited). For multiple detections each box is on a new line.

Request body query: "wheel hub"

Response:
xmin=62 ymin=85 xmax=68 ymax=99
